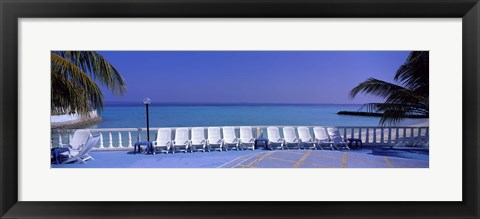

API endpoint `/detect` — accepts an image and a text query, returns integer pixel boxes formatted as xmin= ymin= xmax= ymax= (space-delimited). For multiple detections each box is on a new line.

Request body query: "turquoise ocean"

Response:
xmin=88 ymin=104 xmax=428 ymax=128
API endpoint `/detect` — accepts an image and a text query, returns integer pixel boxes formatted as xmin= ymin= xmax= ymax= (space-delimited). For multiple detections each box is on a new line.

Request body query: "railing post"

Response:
xmin=343 ymin=128 xmax=347 ymax=140
xmin=373 ymin=128 xmax=377 ymax=145
xmin=108 ymin=132 xmax=113 ymax=148
xmin=137 ymin=128 xmax=142 ymax=142
xmin=380 ymin=128 xmax=384 ymax=144
xmin=58 ymin=134 xmax=63 ymax=147
xmin=403 ymin=128 xmax=407 ymax=144
xmin=118 ymin=132 xmax=123 ymax=147
xmin=350 ymin=128 xmax=354 ymax=139
xmin=358 ymin=128 xmax=362 ymax=142
xmin=395 ymin=128 xmax=399 ymax=144
xmin=128 ymin=132 xmax=132 ymax=147
xmin=410 ymin=128 xmax=415 ymax=146
xmin=426 ymin=127 xmax=429 ymax=145
xmin=388 ymin=128 xmax=392 ymax=144
xmin=365 ymin=128 xmax=369 ymax=144
xmin=99 ymin=133 xmax=104 ymax=148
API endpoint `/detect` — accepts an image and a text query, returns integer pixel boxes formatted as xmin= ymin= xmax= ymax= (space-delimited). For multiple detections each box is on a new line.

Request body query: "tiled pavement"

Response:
xmin=52 ymin=149 xmax=428 ymax=168
xmin=218 ymin=150 xmax=428 ymax=168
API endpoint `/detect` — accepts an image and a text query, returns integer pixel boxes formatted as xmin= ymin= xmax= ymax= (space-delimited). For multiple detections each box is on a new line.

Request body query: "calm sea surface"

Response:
xmin=88 ymin=104 xmax=428 ymax=128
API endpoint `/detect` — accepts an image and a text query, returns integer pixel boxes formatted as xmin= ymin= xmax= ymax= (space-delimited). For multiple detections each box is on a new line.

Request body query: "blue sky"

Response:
xmin=98 ymin=51 xmax=411 ymax=104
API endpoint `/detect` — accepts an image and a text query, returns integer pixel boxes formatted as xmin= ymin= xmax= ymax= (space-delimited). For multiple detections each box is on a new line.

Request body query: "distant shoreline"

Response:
xmin=51 ymin=111 xmax=102 ymax=129
xmin=337 ymin=111 xmax=429 ymax=119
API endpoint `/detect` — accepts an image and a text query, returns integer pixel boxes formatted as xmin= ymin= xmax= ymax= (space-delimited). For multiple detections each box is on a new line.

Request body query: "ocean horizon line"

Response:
xmin=103 ymin=101 xmax=366 ymax=107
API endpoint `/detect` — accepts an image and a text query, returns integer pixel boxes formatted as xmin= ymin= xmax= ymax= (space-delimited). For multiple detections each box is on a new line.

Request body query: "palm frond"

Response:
xmin=55 ymin=51 xmax=127 ymax=95
xmin=350 ymin=78 xmax=406 ymax=100
xmin=51 ymin=53 xmax=104 ymax=115
xmin=394 ymin=51 xmax=429 ymax=96
xmin=350 ymin=51 xmax=429 ymax=125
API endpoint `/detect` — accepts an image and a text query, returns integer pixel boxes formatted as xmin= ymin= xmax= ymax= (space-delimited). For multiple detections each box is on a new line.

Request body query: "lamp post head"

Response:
xmin=143 ymin=97 xmax=151 ymax=105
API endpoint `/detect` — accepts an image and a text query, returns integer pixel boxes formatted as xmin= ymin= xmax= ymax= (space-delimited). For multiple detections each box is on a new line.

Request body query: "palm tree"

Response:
xmin=51 ymin=51 xmax=127 ymax=116
xmin=350 ymin=51 xmax=429 ymax=125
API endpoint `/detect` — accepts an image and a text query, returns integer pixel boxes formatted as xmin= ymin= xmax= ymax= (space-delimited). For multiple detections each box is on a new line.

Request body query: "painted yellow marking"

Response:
xmin=308 ymin=153 xmax=343 ymax=160
xmin=244 ymin=151 xmax=274 ymax=168
xmin=384 ymin=157 xmax=394 ymax=168
xmin=265 ymin=156 xmax=296 ymax=163
xmin=301 ymin=161 xmax=333 ymax=168
xmin=283 ymin=151 xmax=305 ymax=155
xmin=341 ymin=152 xmax=349 ymax=168
xmin=293 ymin=150 xmax=313 ymax=168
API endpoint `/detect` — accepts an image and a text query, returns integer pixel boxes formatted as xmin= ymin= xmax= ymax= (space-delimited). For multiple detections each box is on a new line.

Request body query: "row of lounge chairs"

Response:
xmin=151 ymin=126 xmax=350 ymax=154
xmin=55 ymin=126 xmax=351 ymax=162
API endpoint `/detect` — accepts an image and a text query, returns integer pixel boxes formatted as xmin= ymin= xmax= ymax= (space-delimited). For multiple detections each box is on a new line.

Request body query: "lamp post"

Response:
xmin=143 ymin=97 xmax=151 ymax=142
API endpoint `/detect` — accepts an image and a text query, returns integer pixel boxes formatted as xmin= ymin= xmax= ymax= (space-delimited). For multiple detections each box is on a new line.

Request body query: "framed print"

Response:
xmin=1 ymin=0 xmax=479 ymax=218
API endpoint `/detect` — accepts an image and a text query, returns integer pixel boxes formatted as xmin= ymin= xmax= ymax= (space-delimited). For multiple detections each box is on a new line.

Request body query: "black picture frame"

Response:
xmin=1 ymin=0 xmax=478 ymax=218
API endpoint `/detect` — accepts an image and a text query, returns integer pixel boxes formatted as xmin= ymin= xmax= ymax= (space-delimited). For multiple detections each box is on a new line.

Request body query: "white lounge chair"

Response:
xmin=283 ymin=127 xmax=300 ymax=150
xmin=267 ymin=126 xmax=284 ymax=150
xmin=297 ymin=127 xmax=317 ymax=150
xmin=239 ymin=126 xmax=255 ymax=150
xmin=207 ymin=127 xmax=223 ymax=152
xmin=152 ymin=128 xmax=172 ymax=154
xmin=313 ymin=127 xmax=335 ymax=150
xmin=222 ymin=127 xmax=239 ymax=151
xmin=327 ymin=127 xmax=350 ymax=150
xmin=172 ymin=128 xmax=190 ymax=153
xmin=60 ymin=129 xmax=91 ymax=157
xmin=62 ymin=133 xmax=100 ymax=164
xmin=190 ymin=127 xmax=206 ymax=152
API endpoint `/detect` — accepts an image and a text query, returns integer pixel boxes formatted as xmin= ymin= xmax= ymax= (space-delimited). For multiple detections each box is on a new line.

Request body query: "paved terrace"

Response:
xmin=52 ymin=149 xmax=428 ymax=168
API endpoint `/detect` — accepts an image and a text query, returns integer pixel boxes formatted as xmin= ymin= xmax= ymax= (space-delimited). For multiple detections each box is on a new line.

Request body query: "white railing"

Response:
xmin=51 ymin=126 xmax=429 ymax=149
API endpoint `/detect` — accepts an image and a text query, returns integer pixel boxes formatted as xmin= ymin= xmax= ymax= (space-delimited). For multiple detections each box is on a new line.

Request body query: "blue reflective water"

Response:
xmin=88 ymin=104 xmax=428 ymax=128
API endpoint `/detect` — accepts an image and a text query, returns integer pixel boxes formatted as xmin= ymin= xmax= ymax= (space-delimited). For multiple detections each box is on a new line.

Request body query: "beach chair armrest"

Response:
xmin=69 ymin=144 xmax=83 ymax=151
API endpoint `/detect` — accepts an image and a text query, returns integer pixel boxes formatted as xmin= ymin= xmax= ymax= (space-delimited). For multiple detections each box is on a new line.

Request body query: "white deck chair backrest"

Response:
xmin=77 ymin=133 xmax=100 ymax=157
xmin=297 ymin=127 xmax=312 ymax=142
xmin=283 ymin=127 xmax=297 ymax=143
xmin=313 ymin=127 xmax=329 ymax=141
xmin=222 ymin=127 xmax=237 ymax=143
xmin=239 ymin=126 xmax=253 ymax=142
xmin=267 ymin=127 xmax=281 ymax=142
xmin=175 ymin=128 xmax=189 ymax=144
xmin=69 ymin=129 xmax=91 ymax=150
xmin=191 ymin=128 xmax=205 ymax=145
xmin=156 ymin=128 xmax=172 ymax=146
xmin=327 ymin=128 xmax=343 ymax=144
xmin=208 ymin=127 xmax=221 ymax=144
